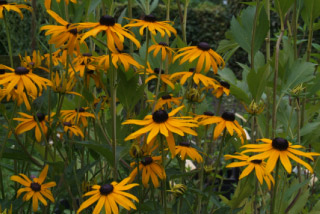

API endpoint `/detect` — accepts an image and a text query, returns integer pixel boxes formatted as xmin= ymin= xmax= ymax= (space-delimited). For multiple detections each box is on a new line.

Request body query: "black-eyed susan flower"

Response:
xmin=85 ymin=69 xmax=102 ymax=88
xmin=0 ymin=1 xmax=31 ymax=19
xmin=62 ymin=121 xmax=84 ymax=138
xmin=175 ymin=141 xmax=203 ymax=163
xmin=212 ymin=81 xmax=230 ymax=98
xmin=173 ymin=42 xmax=225 ymax=73
xmin=125 ymin=14 xmax=177 ymax=38
xmin=0 ymin=65 xmax=51 ymax=97
xmin=97 ymin=51 xmax=141 ymax=71
xmin=242 ymin=138 xmax=320 ymax=173
xmin=225 ymin=153 xmax=274 ymax=190
xmin=129 ymin=156 xmax=166 ymax=188
xmin=77 ymin=177 xmax=138 ymax=214
xmin=170 ymin=68 xmax=219 ymax=88
xmin=70 ymin=53 xmax=96 ymax=77
xmin=154 ymin=94 xmax=181 ymax=110
xmin=14 ymin=112 xmax=53 ymax=142
xmin=61 ymin=107 xmax=95 ymax=127
xmin=51 ymin=71 xmax=81 ymax=96
xmin=10 ymin=165 xmax=56 ymax=212
xmin=144 ymin=66 xmax=175 ymax=90
xmin=148 ymin=42 xmax=174 ymax=62
xmin=0 ymin=87 xmax=34 ymax=110
xmin=40 ymin=10 xmax=82 ymax=54
xmin=19 ymin=50 xmax=49 ymax=73
xmin=123 ymin=106 xmax=198 ymax=157
xmin=198 ymin=111 xmax=246 ymax=143
xmin=78 ymin=15 xmax=140 ymax=53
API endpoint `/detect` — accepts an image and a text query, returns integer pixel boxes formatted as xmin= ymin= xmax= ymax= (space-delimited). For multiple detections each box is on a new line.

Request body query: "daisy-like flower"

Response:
xmin=198 ymin=111 xmax=246 ymax=143
xmin=242 ymin=138 xmax=320 ymax=173
xmin=123 ymin=106 xmax=198 ymax=157
xmin=0 ymin=65 xmax=51 ymax=97
xmin=85 ymin=69 xmax=102 ymax=88
xmin=97 ymin=51 xmax=141 ymax=71
xmin=154 ymin=94 xmax=181 ymax=110
xmin=125 ymin=14 xmax=177 ymax=38
xmin=144 ymin=67 xmax=175 ymax=90
xmin=51 ymin=72 xmax=81 ymax=96
xmin=62 ymin=121 xmax=84 ymax=138
xmin=148 ymin=42 xmax=174 ymax=62
xmin=61 ymin=107 xmax=95 ymax=127
xmin=19 ymin=50 xmax=49 ymax=73
xmin=0 ymin=87 xmax=34 ymax=110
xmin=211 ymin=80 xmax=230 ymax=98
xmin=78 ymin=15 xmax=140 ymax=53
xmin=175 ymin=141 xmax=203 ymax=163
xmin=194 ymin=111 xmax=215 ymax=121
xmin=10 ymin=165 xmax=56 ymax=212
xmin=129 ymin=156 xmax=166 ymax=188
xmin=173 ymin=42 xmax=225 ymax=73
xmin=14 ymin=112 xmax=52 ymax=142
xmin=225 ymin=153 xmax=274 ymax=190
xmin=70 ymin=53 xmax=96 ymax=77
xmin=77 ymin=177 xmax=138 ymax=214
xmin=170 ymin=68 xmax=219 ymax=88
xmin=40 ymin=10 xmax=82 ymax=54
xmin=0 ymin=1 xmax=31 ymax=19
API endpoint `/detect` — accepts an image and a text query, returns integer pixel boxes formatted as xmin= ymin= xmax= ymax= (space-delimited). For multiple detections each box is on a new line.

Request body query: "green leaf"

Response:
xmin=301 ymin=0 xmax=320 ymax=24
xmin=300 ymin=122 xmax=320 ymax=136
xmin=289 ymin=188 xmax=310 ymax=214
xmin=275 ymin=0 xmax=294 ymax=18
xmin=230 ymin=85 xmax=250 ymax=104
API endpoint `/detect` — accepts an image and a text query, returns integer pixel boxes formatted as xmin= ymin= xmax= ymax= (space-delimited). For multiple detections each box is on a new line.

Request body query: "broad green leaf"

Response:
xmin=230 ymin=85 xmax=250 ymax=104
xmin=274 ymin=0 xmax=294 ymax=18
xmin=301 ymin=0 xmax=320 ymax=24
xmin=247 ymin=61 xmax=270 ymax=102
xmin=300 ymin=122 xmax=320 ymax=136
xmin=289 ymin=188 xmax=310 ymax=214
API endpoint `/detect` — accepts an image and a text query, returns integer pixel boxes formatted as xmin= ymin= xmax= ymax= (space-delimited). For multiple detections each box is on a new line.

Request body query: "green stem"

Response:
xmin=128 ymin=0 xmax=133 ymax=54
xmin=270 ymin=161 xmax=280 ymax=214
xmin=160 ymin=135 xmax=167 ymax=213
xmin=211 ymin=130 xmax=226 ymax=192
xmin=152 ymin=60 xmax=163 ymax=112
xmin=179 ymin=69 xmax=196 ymax=106
xmin=136 ymin=158 xmax=142 ymax=214
xmin=182 ymin=0 xmax=189 ymax=44
xmin=3 ymin=12 xmax=13 ymax=67
xmin=145 ymin=0 xmax=150 ymax=14
xmin=142 ymin=30 xmax=150 ymax=110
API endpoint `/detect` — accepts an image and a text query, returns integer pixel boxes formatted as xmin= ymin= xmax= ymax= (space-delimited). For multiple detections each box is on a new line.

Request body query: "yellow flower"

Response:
xmin=40 ymin=10 xmax=82 ymax=54
xmin=198 ymin=111 xmax=246 ymax=143
xmin=61 ymin=107 xmax=95 ymax=127
xmin=243 ymin=100 xmax=264 ymax=115
xmin=19 ymin=50 xmax=49 ymax=73
xmin=170 ymin=68 xmax=219 ymax=88
xmin=123 ymin=106 xmax=198 ymax=157
xmin=51 ymin=71 xmax=81 ymax=96
xmin=10 ymin=165 xmax=56 ymax=212
xmin=212 ymin=81 xmax=230 ymax=98
xmin=70 ymin=53 xmax=96 ymax=77
xmin=154 ymin=94 xmax=181 ymax=110
xmin=125 ymin=14 xmax=177 ymax=38
xmin=129 ymin=156 xmax=166 ymax=188
xmin=242 ymin=138 xmax=320 ymax=173
xmin=62 ymin=121 xmax=84 ymax=138
xmin=14 ymin=112 xmax=53 ymax=142
xmin=78 ymin=15 xmax=140 ymax=53
xmin=77 ymin=177 xmax=138 ymax=214
xmin=0 ymin=65 xmax=51 ymax=97
xmin=167 ymin=183 xmax=187 ymax=197
xmin=148 ymin=42 xmax=174 ymax=62
xmin=225 ymin=153 xmax=274 ymax=190
xmin=0 ymin=87 xmax=34 ymax=111
xmin=143 ymin=65 xmax=175 ymax=90
xmin=97 ymin=51 xmax=141 ymax=71
xmin=175 ymin=141 xmax=203 ymax=163
xmin=0 ymin=1 xmax=31 ymax=19
xmin=173 ymin=42 xmax=225 ymax=73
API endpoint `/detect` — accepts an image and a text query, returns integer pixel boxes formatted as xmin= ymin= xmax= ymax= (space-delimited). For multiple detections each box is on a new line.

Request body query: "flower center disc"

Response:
xmin=66 ymin=24 xmax=78 ymax=35
xmin=154 ymin=68 xmax=164 ymax=74
xmin=197 ymin=42 xmax=210 ymax=51
xmin=221 ymin=112 xmax=235 ymax=121
xmin=63 ymin=122 xmax=72 ymax=127
xmin=0 ymin=69 xmax=6 ymax=74
xmin=143 ymin=14 xmax=156 ymax=22
xmin=34 ymin=113 xmax=45 ymax=122
xmin=272 ymin=137 xmax=289 ymax=151
xmin=99 ymin=15 xmax=116 ymax=26
xmin=30 ymin=182 xmax=41 ymax=192
xmin=82 ymin=53 xmax=92 ymax=57
xmin=100 ymin=184 xmax=114 ymax=195
xmin=204 ymin=111 xmax=214 ymax=116
xmin=86 ymin=69 xmax=94 ymax=74
xmin=158 ymin=42 xmax=168 ymax=46
xmin=14 ymin=67 xmax=29 ymax=75
xmin=219 ymin=81 xmax=230 ymax=89
xmin=75 ymin=107 xmax=85 ymax=113
xmin=141 ymin=156 xmax=153 ymax=166
xmin=152 ymin=110 xmax=169 ymax=123
xmin=189 ymin=68 xmax=195 ymax=72
xmin=179 ymin=141 xmax=190 ymax=147
xmin=250 ymin=159 xmax=262 ymax=164
xmin=161 ymin=94 xmax=172 ymax=100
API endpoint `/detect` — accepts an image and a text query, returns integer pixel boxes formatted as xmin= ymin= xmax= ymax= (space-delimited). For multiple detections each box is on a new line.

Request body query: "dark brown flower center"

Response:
xmin=250 ymin=159 xmax=262 ymax=164
xmin=75 ymin=107 xmax=85 ymax=112
xmin=179 ymin=141 xmax=190 ymax=147
xmin=143 ymin=14 xmax=156 ymax=22
xmin=34 ymin=113 xmax=45 ymax=122
xmin=14 ymin=67 xmax=29 ymax=75
xmin=0 ymin=69 xmax=6 ymax=74
xmin=100 ymin=184 xmax=114 ymax=195
xmin=272 ymin=137 xmax=289 ymax=151
xmin=158 ymin=42 xmax=168 ymax=46
xmin=154 ymin=68 xmax=164 ymax=74
xmin=221 ymin=111 xmax=235 ymax=121
xmin=219 ymin=81 xmax=230 ymax=89
xmin=197 ymin=42 xmax=210 ymax=51
xmin=141 ymin=156 xmax=153 ymax=166
xmin=152 ymin=110 xmax=169 ymax=123
xmin=63 ymin=122 xmax=72 ymax=127
xmin=86 ymin=69 xmax=94 ymax=74
xmin=82 ymin=53 xmax=92 ymax=57
xmin=66 ymin=24 xmax=78 ymax=35
xmin=189 ymin=68 xmax=195 ymax=72
xmin=99 ymin=15 xmax=116 ymax=26
xmin=203 ymin=111 xmax=214 ymax=116
xmin=30 ymin=182 xmax=41 ymax=192
xmin=161 ymin=94 xmax=172 ymax=100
